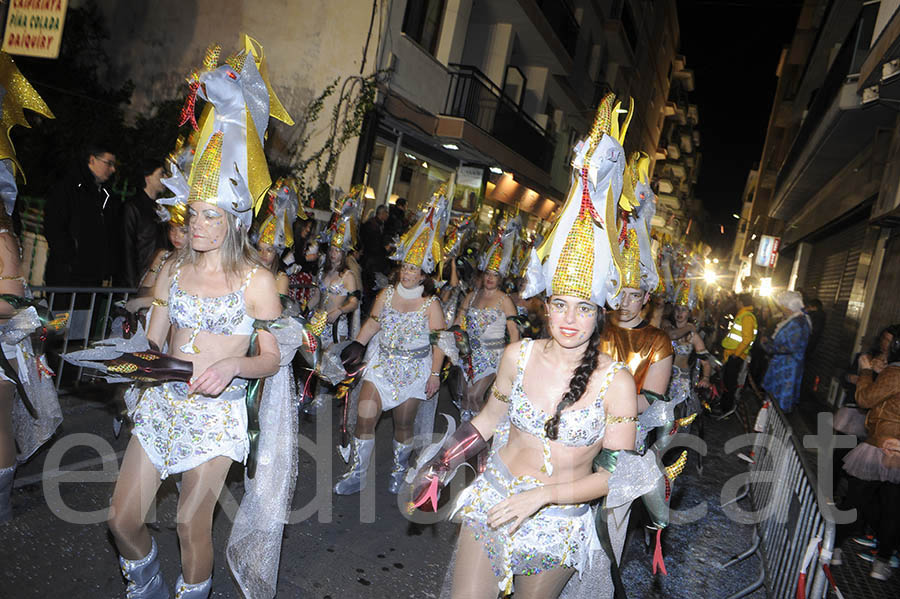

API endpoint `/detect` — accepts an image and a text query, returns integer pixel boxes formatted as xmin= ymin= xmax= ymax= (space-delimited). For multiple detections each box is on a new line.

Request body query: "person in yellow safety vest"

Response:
xmin=720 ymin=292 xmax=758 ymax=411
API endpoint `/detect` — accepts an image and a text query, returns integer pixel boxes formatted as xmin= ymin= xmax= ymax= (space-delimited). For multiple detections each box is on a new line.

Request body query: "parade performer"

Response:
xmin=335 ymin=190 xmax=451 ymax=496
xmin=598 ymin=151 xmax=673 ymax=413
xmin=303 ymin=189 xmax=361 ymax=415
xmin=97 ymin=37 xmax=296 ymax=599
xmin=0 ymin=51 xmax=62 ymax=523
xmin=406 ymin=93 xmax=667 ymax=599
xmin=253 ymin=177 xmax=301 ymax=296
xmin=455 ymin=215 xmax=520 ymax=421
xmin=665 ymin=275 xmax=711 ymax=422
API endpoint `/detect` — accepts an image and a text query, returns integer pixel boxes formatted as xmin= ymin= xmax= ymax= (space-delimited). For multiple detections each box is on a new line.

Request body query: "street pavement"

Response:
xmin=1 ymin=383 xmax=784 ymax=598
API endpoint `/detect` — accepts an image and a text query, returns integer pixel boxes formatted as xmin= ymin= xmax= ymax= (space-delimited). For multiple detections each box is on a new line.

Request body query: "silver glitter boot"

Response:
xmin=388 ymin=440 xmax=414 ymax=495
xmin=119 ymin=538 xmax=169 ymax=599
xmin=174 ymin=574 xmax=211 ymax=599
xmin=334 ymin=437 xmax=375 ymax=495
xmin=0 ymin=465 xmax=14 ymax=523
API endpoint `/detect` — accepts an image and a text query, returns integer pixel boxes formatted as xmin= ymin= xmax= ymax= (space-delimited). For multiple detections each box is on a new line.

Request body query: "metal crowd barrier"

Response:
xmin=30 ymin=286 xmax=137 ymax=391
xmin=32 ymin=281 xmax=319 ymax=391
xmin=721 ymin=387 xmax=837 ymax=599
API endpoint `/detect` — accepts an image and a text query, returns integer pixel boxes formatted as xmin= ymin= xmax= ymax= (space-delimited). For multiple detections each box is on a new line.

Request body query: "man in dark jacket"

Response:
xmin=384 ymin=197 xmax=407 ymax=239
xmin=360 ymin=205 xmax=390 ymax=314
xmin=44 ymin=144 xmax=120 ymax=286
xmin=121 ymin=160 xmax=167 ymax=288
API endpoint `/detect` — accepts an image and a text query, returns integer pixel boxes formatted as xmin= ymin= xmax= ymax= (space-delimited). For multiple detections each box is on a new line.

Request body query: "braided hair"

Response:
xmin=544 ymin=310 xmax=606 ymax=440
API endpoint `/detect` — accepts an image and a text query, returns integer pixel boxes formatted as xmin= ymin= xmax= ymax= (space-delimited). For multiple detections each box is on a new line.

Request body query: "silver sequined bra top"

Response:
xmin=377 ymin=286 xmax=435 ymax=352
xmin=672 ymin=333 xmax=693 ymax=356
xmin=508 ymin=339 xmax=625 ymax=475
xmin=168 ymin=265 xmax=257 ymax=339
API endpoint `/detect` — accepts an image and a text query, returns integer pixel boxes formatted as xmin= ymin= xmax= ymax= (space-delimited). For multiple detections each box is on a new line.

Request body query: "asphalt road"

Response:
xmin=1 ymin=384 xmax=767 ymax=598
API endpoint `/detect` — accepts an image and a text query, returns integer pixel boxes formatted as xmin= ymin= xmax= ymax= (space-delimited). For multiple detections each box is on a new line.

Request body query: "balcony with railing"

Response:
xmin=533 ymin=0 xmax=580 ymax=57
xmin=443 ymin=64 xmax=555 ymax=172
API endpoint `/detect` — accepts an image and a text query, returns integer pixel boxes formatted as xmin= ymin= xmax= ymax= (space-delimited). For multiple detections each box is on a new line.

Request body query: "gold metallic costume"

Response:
xmin=598 ymin=323 xmax=672 ymax=392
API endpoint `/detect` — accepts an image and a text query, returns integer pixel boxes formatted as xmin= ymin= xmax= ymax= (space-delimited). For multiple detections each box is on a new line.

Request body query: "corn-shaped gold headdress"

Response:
xmin=614 ymin=151 xmax=659 ymax=296
xmin=478 ymin=214 xmax=521 ymax=276
xmin=392 ymin=185 xmax=451 ymax=274
xmin=172 ymin=35 xmax=293 ymax=230
xmin=0 ymin=52 xmax=54 ymax=216
xmin=255 ymin=177 xmax=302 ymax=250
xmin=521 ymin=92 xmax=628 ymax=307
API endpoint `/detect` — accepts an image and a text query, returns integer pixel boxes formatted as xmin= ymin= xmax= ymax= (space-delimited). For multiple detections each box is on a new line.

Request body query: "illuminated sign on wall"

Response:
xmin=756 ymin=235 xmax=780 ymax=268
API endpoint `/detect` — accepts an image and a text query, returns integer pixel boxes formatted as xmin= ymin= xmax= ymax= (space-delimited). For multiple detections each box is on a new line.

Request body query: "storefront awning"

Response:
xmin=487 ymin=173 xmax=559 ymax=220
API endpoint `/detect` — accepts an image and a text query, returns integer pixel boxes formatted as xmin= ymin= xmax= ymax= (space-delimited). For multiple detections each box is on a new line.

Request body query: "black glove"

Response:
xmin=340 ymin=340 xmax=366 ymax=374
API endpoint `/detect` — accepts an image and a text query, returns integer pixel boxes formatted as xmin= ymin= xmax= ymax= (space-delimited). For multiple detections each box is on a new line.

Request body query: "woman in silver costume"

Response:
xmin=665 ymin=301 xmax=711 ymax=417
xmin=455 ymin=226 xmax=519 ymax=420
xmin=0 ymin=59 xmax=61 ymax=523
xmin=106 ymin=39 xmax=289 ymax=599
xmin=335 ymin=193 xmax=449 ymax=496
xmin=408 ymin=93 xmax=647 ymax=599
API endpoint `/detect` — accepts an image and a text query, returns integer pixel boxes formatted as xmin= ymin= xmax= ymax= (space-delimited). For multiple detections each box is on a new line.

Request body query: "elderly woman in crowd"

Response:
xmin=760 ymin=290 xmax=811 ymax=413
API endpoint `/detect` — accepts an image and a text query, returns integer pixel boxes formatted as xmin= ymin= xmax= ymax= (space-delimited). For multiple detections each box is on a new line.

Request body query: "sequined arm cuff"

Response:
xmin=605 ymin=415 xmax=638 ymax=425
xmin=151 ymin=298 xmax=168 ymax=307
xmin=490 ymin=385 xmax=509 ymax=403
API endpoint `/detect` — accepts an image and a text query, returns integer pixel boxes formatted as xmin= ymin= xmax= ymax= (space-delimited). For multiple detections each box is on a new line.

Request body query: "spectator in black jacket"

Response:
xmin=384 ymin=197 xmax=407 ymax=239
xmin=44 ymin=144 xmax=119 ymax=286
xmin=121 ymin=160 xmax=167 ymax=288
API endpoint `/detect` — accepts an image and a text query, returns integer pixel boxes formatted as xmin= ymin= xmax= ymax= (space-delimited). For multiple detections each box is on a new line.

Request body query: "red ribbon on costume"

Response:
xmin=652 ymin=528 xmax=667 ymax=575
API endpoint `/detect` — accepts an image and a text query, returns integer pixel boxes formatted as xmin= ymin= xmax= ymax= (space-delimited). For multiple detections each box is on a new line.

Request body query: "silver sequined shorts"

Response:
xmin=450 ymin=451 xmax=600 ymax=593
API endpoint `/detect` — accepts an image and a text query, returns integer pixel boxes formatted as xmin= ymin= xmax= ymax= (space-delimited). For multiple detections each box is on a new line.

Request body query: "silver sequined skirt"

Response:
xmin=450 ymin=451 xmax=600 ymax=594
xmin=131 ymin=380 xmax=249 ymax=479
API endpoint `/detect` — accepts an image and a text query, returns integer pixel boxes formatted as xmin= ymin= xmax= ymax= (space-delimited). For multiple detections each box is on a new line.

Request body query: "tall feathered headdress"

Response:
xmin=255 ymin=177 xmax=302 ymax=250
xmin=160 ymin=35 xmax=293 ymax=230
xmin=522 ymin=92 xmax=631 ymax=308
xmin=391 ymin=185 xmax=451 ymax=274
xmin=478 ymin=213 xmax=521 ymax=276
xmin=0 ymin=52 xmax=54 ymax=216
xmin=614 ymin=151 xmax=659 ymax=296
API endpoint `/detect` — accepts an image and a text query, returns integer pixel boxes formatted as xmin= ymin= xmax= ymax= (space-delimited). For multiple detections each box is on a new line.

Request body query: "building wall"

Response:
xmin=87 ymin=0 xmax=380 ymax=191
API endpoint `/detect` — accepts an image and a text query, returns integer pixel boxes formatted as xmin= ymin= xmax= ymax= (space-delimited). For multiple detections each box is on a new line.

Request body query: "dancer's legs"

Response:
xmin=450 ymin=525 xmax=502 ymax=599
xmin=355 ymin=381 xmax=383 ymax=440
xmin=513 ymin=567 xmax=575 ymax=599
xmin=175 ymin=455 xmax=231 ymax=583
xmin=392 ymin=397 xmax=421 ymax=443
xmin=108 ymin=437 xmax=164 ymax=559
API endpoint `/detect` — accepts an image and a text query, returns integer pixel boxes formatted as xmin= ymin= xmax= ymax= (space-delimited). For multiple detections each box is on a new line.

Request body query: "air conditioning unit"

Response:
xmin=827 ymin=376 xmax=846 ymax=408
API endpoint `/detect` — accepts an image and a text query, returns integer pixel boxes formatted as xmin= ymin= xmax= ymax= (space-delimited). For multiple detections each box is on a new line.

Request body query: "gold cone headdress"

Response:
xmin=615 ymin=151 xmax=659 ymax=295
xmin=478 ymin=214 xmax=521 ymax=276
xmin=255 ymin=177 xmax=302 ymax=250
xmin=170 ymin=36 xmax=293 ymax=230
xmin=391 ymin=185 xmax=451 ymax=274
xmin=325 ymin=185 xmax=363 ymax=252
xmin=521 ymin=92 xmax=629 ymax=307
xmin=0 ymin=52 xmax=54 ymax=215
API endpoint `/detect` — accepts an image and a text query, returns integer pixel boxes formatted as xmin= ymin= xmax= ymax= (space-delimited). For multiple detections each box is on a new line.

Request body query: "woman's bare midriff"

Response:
xmin=498 ymin=428 xmax=599 ymax=485
xmin=168 ymin=327 xmax=251 ymax=384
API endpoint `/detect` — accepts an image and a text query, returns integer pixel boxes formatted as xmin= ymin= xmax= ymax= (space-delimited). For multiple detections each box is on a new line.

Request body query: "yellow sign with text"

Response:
xmin=2 ymin=0 xmax=69 ymax=59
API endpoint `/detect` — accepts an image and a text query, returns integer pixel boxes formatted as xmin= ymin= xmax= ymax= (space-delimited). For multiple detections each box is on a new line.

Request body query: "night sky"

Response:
xmin=677 ymin=0 xmax=801 ymax=253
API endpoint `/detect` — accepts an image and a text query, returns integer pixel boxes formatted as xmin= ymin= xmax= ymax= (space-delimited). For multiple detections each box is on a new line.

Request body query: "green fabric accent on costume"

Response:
xmin=594 ymin=448 xmax=620 ymax=473
xmin=244 ymin=328 xmax=263 ymax=479
xmin=642 ymin=389 xmax=670 ymax=404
